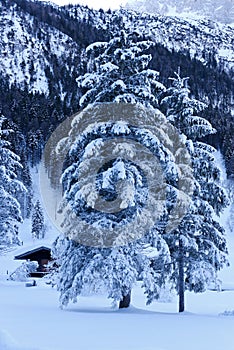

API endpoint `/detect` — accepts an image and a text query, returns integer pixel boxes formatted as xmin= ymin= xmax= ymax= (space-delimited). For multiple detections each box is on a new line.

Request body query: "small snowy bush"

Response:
xmin=9 ymin=261 xmax=38 ymax=282
xmin=220 ymin=310 xmax=234 ymax=316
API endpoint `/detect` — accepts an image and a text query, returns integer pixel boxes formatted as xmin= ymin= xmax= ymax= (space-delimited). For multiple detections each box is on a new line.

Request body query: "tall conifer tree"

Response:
xmin=54 ymin=32 xmax=177 ymax=308
xmin=0 ymin=116 xmax=25 ymax=251
xmin=160 ymin=73 xmax=229 ymax=311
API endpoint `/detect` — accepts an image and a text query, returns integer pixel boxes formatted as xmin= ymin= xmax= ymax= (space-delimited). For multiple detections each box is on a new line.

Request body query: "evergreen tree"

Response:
xmin=53 ymin=32 xmax=180 ymax=308
xmin=159 ymin=72 xmax=229 ymax=312
xmin=31 ymin=200 xmax=45 ymax=239
xmin=0 ymin=118 xmax=33 ymax=219
xmin=77 ymin=30 xmax=165 ymax=108
xmin=27 ymin=129 xmax=44 ymax=167
xmin=55 ymin=102 xmax=179 ymax=308
xmin=0 ymin=116 xmax=25 ymax=251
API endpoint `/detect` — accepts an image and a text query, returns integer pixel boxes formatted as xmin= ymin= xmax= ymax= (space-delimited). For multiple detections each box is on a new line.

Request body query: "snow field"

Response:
xmin=0 ymin=278 xmax=234 ymax=350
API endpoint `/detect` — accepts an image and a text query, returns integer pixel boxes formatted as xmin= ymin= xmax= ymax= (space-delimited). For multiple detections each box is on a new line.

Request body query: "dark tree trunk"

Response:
xmin=119 ymin=292 xmax=131 ymax=309
xmin=178 ymin=239 xmax=185 ymax=313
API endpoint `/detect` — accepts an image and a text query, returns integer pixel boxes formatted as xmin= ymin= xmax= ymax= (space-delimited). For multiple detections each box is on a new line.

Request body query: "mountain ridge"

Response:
xmin=125 ymin=0 xmax=234 ymax=24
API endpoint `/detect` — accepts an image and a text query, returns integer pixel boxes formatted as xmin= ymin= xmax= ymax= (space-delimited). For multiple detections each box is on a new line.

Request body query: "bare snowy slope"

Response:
xmin=125 ymin=0 xmax=234 ymax=24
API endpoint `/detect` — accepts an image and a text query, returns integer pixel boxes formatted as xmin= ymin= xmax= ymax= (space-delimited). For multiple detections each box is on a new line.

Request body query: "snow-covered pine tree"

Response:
xmin=1 ymin=118 xmax=33 ymax=219
xmin=53 ymin=32 xmax=183 ymax=309
xmin=159 ymin=72 xmax=229 ymax=312
xmin=0 ymin=116 xmax=25 ymax=252
xmin=77 ymin=30 xmax=165 ymax=108
xmin=55 ymin=102 xmax=182 ymax=308
xmin=31 ymin=200 xmax=45 ymax=239
xmin=28 ymin=129 xmax=44 ymax=167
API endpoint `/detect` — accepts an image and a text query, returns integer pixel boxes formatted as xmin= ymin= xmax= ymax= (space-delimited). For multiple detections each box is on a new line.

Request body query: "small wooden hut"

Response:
xmin=15 ymin=246 xmax=51 ymax=277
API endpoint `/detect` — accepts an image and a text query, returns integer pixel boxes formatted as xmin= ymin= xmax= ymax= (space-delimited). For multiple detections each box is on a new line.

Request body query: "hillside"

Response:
xmin=0 ymin=0 xmax=233 ymax=178
xmin=125 ymin=0 xmax=234 ymax=24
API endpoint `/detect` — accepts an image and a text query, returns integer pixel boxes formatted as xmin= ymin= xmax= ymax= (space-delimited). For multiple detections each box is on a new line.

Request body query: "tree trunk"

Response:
xmin=119 ymin=292 xmax=131 ymax=309
xmin=178 ymin=239 xmax=185 ymax=313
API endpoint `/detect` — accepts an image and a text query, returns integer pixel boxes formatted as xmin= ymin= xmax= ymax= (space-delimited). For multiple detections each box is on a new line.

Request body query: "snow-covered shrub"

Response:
xmin=9 ymin=261 xmax=38 ymax=282
xmin=220 ymin=310 xmax=234 ymax=316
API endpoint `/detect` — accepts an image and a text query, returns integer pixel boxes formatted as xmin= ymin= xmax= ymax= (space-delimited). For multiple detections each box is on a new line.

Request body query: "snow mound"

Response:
xmin=0 ymin=330 xmax=40 ymax=350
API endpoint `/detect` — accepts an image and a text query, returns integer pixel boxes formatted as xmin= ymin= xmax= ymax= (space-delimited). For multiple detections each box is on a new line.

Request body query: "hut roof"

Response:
xmin=15 ymin=246 xmax=51 ymax=260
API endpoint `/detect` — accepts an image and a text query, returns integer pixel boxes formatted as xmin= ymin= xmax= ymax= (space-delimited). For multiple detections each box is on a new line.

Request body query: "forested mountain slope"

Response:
xmin=0 ymin=0 xmax=233 ymax=175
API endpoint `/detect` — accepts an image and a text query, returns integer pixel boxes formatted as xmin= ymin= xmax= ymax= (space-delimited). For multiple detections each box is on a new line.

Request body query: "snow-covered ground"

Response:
xmin=0 ymin=278 xmax=234 ymax=350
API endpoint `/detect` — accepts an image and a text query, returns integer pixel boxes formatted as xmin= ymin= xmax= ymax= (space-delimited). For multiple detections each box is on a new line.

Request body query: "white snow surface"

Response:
xmin=0 ymin=279 xmax=234 ymax=350
xmin=0 ymin=329 xmax=38 ymax=350
xmin=125 ymin=0 xmax=234 ymax=24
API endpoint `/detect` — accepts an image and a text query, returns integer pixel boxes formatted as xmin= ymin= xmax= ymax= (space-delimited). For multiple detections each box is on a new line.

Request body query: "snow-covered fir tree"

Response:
xmin=55 ymin=101 xmax=183 ymax=308
xmin=53 ymin=32 xmax=182 ymax=308
xmin=31 ymin=200 xmax=45 ymax=239
xmin=0 ymin=116 xmax=25 ymax=252
xmin=77 ymin=30 xmax=165 ymax=108
xmin=159 ymin=73 xmax=229 ymax=311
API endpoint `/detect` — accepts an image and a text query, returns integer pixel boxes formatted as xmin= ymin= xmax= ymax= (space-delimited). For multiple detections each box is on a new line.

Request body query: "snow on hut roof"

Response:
xmin=14 ymin=245 xmax=51 ymax=260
